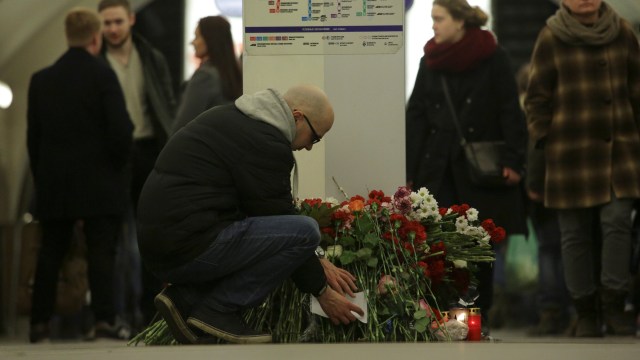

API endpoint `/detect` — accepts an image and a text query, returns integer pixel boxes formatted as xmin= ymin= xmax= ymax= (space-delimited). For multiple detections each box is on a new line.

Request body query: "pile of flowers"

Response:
xmin=131 ymin=185 xmax=504 ymax=345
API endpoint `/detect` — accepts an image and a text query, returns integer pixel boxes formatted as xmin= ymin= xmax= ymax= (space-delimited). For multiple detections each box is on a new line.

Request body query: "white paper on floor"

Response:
xmin=311 ymin=291 xmax=368 ymax=323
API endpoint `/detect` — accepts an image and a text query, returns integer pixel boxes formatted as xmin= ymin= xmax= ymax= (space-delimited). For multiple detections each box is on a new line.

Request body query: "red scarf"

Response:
xmin=424 ymin=27 xmax=497 ymax=72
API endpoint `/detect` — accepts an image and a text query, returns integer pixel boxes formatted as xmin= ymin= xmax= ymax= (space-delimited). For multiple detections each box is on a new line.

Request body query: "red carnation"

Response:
xmin=367 ymin=198 xmax=382 ymax=209
xmin=399 ymin=221 xmax=427 ymax=244
xmin=491 ymin=226 xmax=506 ymax=243
xmin=417 ymin=261 xmax=429 ymax=277
xmin=303 ymin=198 xmax=323 ymax=207
xmin=428 ymin=259 xmax=446 ymax=284
xmin=481 ymin=218 xmax=497 ymax=231
xmin=331 ymin=209 xmax=353 ymax=224
xmin=320 ymin=227 xmax=335 ymax=238
xmin=389 ymin=213 xmax=407 ymax=229
xmin=429 ymin=241 xmax=446 ymax=256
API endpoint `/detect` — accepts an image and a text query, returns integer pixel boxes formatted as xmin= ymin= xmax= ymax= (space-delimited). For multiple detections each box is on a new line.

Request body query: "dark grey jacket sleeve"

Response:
xmin=172 ymin=66 xmax=226 ymax=134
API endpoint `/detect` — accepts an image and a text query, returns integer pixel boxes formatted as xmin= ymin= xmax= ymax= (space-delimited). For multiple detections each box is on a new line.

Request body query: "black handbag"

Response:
xmin=441 ymin=76 xmax=507 ymax=188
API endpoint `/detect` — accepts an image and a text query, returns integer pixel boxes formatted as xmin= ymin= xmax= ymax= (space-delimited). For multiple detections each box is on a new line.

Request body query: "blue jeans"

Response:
xmin=113 ymin=205 xmax=142 ymax=321
xmin=557 ymin=192 xmax=634 ymax=298
xmin=153 ymin=215 xmax=320 ymax=313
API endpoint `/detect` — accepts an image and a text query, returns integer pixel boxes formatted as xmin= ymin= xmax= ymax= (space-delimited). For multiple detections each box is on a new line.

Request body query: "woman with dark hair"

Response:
xmin=406 ymin=0 xmax=528 ymax=335
xmin=172 ymin=16 xmax=242 ymax=134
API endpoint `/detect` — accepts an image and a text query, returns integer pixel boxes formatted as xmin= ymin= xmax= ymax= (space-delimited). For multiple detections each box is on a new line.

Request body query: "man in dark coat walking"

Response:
xmin=26 ymin=7 xmax=133 ymax=343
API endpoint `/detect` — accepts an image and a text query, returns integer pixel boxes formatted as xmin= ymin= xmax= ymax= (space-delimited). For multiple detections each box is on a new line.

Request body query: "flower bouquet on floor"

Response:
xmin=130 ymin=185 xmax=504 ymax=345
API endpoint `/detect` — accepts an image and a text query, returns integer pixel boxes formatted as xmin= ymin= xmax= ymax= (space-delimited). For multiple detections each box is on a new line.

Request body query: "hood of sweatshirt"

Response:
xmin=234 ymin=88 xmax=295 ymax=143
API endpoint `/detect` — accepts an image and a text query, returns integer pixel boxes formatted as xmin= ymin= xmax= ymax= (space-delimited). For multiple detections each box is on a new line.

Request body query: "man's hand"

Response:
xmin=317 ymin=286 xmax=365 ymax=325
xmin=502 ymin=166 xmax=521 ymax=186
xmin=528 ymin=189 xmax=543 ymax=202
xmin=319 ymin=258 xmax=358 ymax=297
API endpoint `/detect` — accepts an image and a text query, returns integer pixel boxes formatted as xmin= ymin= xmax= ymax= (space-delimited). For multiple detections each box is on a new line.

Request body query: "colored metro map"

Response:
xmin=244 ymin=0 xmax=404 ymax=55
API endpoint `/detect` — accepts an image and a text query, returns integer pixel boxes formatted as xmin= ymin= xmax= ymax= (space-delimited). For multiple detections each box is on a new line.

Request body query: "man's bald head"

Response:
xmin=283 ymin=84 xmax=334 ymax=136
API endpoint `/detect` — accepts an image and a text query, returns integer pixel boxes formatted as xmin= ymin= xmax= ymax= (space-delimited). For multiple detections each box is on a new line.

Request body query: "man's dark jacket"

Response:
xmin=27 ymin=48 xmax=133 ymax=219
xmin=137 ymin=104 xmax=297 ymax=272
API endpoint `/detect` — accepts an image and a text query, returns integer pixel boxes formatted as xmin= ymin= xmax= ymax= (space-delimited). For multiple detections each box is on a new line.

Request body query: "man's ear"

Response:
xmin=129 ymin=12 xmax=136 ymax=26
xmin=88 ymin=32 xmax=102 ymax=55
xmin=292 ymin=109 xmax=302 ymax=122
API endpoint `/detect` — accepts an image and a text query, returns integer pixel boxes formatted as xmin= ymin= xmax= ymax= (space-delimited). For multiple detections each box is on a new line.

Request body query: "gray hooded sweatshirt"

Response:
xmin=235 ymin=88 xmax=296 ymax=143
xmin=235 ymin=88 xmax=299 ymax=196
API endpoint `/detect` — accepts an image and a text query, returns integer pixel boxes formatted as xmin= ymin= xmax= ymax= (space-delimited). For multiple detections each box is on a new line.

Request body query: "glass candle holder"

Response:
xmin=467 ymin=307 xmax=482 ymax=341
xmin=449 ymin=307 xmax=468 ymax=324
xmin=441 ymin=311 xmax=450 ymax=323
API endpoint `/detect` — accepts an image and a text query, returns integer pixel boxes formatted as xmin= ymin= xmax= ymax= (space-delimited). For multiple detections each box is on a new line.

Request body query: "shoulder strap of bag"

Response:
xmin=440 ymin=76 xmax=467 ymax=147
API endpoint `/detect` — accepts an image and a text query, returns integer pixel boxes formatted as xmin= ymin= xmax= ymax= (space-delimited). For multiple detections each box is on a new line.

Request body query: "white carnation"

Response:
xmin=466 ymin=208 xmax=479 ymax=222
xmin=453 ymin=259 xmax=467 ymax=268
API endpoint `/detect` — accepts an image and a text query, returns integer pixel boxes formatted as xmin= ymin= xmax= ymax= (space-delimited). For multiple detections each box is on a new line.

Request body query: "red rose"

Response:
xmin=349 ymin=199 xmax=365 ymax=212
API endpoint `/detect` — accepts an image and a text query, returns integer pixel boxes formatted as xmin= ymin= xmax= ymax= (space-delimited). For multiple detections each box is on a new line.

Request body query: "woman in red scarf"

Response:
xmin=406 ymin=0 xmax=528 ymax=337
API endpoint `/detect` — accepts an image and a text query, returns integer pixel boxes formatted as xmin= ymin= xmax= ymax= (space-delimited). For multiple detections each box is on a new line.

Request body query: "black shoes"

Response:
xmin=86 ymin=321 xmax=132 ymax=341
xmin=527 ymin=308 xmax=570 ymax=336
xmin=187 ymin=305 xmax=271 ymax=344
xmin=29 ymin=323 xmax=50 ymax=343
xmin=601 ymin=288 xmax=636 ymax=336
xmin=154 ymin=287 xmax=199 ymax=344
xmin=155 ymin=285 xmax=271 ymax=344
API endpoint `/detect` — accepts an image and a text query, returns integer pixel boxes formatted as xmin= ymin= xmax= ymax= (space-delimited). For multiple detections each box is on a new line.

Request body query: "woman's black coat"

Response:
xmin=406 ymin=47 xmax=528 ymax=234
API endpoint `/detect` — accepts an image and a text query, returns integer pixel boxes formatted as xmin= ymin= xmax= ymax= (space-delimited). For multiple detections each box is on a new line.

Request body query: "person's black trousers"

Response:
xmin=30 ymin=216 xmax=120 ymax=326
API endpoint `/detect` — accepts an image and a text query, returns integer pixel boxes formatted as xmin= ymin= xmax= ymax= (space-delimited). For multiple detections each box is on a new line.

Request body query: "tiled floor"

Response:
xmin=2 ymin=324 xmax=639 ymax=360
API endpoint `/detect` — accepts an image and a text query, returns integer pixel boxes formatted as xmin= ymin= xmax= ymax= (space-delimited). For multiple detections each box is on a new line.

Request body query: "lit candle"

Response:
xmin=441 ymin=311 xmax=449 ymax=323
xmin=467 ymin=307 xmax=482 ymax=341
xmin=449 ymin=307 xmax=468 ymax=324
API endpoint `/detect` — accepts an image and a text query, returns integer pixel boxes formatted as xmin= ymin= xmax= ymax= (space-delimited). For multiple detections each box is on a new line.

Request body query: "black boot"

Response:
xmin=528 ymin=306 xmax=570 ymax=336
xmin=572 ymin=293 xmax=602 ymax=337
xmin=600 ymin=287 xmax=635 ymax=336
